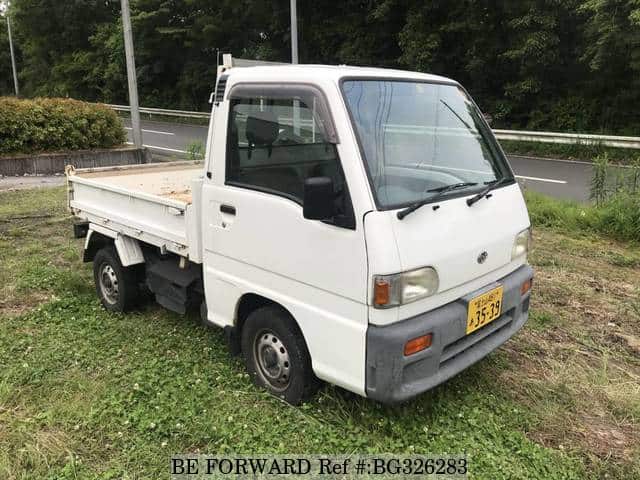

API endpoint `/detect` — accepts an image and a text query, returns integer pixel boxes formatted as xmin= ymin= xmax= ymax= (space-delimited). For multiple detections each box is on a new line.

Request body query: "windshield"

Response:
xmin=341 ymin=79 xmax=513 ymax=209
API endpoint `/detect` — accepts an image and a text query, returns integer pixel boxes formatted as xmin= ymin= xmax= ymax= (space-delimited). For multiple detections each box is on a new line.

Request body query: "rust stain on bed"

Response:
xmin=160 ymin=189 xmax=192 ymax=204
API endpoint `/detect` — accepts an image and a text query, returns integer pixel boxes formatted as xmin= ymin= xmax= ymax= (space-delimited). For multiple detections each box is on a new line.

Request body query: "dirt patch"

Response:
xmin=502 ymin=229 xmax=640 ymax=464
xmin=0 ymin=292 xmax=51 ymax=317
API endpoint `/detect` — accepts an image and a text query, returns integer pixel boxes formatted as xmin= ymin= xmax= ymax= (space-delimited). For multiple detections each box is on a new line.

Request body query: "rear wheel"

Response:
xmin=93 ymin=246 xmax=140 ymax=312
xmin=241 ymin=305 xmax=318 ymax=405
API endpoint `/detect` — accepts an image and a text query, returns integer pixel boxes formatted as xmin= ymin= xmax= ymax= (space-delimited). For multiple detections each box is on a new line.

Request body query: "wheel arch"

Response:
xmin=83 ymin=230 xmax=113 ymax=263
xmin=233 ymin=293 xmax=308 ymax=354
xmin=83 ymin=227 xmax=144 ymax=267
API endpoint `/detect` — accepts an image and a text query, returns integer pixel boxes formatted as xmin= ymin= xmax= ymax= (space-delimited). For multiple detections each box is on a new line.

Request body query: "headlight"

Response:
xmin=373 ymin=267 xmax=439 ymax=308
xmin=512 ymin=227 xmax=531 ymax=260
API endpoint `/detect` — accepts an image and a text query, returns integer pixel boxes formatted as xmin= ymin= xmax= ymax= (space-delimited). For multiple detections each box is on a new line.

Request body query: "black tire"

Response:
xmin=93 ymin=246 xmax=140 ymax=312
xmin=241 ymin=305 xmax=319 ymax=405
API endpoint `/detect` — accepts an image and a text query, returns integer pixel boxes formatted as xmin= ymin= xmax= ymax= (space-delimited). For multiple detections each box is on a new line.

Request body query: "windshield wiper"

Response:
xmin=397 ymin=182 xmax=478 ymax=220
xmin=440 ymin=99 xmax=474 ymax=132
xmin=466 ymin=178 xmax=512 ymax=207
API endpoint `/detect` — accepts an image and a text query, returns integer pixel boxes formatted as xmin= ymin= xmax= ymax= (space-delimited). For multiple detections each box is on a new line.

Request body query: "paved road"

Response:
xmin=124 ymin=118 xmax=600 ymax=202
xmin=507 ymin=155 xmax=593 ymax=201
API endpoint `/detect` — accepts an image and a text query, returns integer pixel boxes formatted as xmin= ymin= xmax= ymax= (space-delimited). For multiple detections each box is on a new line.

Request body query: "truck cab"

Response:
xmin=68 ymin=64 xmax=533 ymax=404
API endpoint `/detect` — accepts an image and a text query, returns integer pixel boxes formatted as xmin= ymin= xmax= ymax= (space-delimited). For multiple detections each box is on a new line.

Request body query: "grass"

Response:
xmin=525 ymin=190 xmax=640 ymax=243
xmin=1 ymin=187 xmax=639 ymax=478
xmin=501 ymin=140 xmax=640 ymax=165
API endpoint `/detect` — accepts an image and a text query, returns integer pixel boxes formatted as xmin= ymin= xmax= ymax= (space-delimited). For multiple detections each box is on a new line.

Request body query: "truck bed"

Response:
xmin=67 ymin=161 xmax=204 ymax=261
xmin=74 ymin=162 xmax=200 ymax=204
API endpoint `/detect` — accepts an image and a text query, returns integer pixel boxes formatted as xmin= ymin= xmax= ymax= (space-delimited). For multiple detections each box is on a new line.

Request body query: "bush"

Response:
xmin=0 ymin=97 xmax=126 ymax=155
xmin=525 ymin=190 xmax=640 ymax=243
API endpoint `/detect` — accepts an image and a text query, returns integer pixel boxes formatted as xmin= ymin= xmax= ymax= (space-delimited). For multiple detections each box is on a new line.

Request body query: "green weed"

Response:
xmin=525 ymin=190 xmax=640 ymax=243
xmin=186 ymin=140 xmax=205 ymax=161
xmin=528 ymin=310 xmax=559 ymax=330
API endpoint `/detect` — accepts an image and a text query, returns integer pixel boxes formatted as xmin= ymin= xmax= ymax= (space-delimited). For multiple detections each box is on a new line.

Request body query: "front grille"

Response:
xmin=439 ymin=308 xmax=515 ymax=368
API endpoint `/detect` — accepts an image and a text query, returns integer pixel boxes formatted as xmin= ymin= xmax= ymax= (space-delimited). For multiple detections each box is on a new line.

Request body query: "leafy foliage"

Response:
xmin=1 ymin=0 xmax=639 ymax=132
xmin=0 ymin=97 xmax=126 ymax=155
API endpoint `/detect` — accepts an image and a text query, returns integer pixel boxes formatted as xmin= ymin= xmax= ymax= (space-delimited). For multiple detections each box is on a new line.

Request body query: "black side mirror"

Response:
xmin=303 ymin=177 xmax=335 ymax=220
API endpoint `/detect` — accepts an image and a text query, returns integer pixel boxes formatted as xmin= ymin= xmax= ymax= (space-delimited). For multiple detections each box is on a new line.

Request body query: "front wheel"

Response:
xmin=241 ymin=306 xmax=319 ymax=405
xmin=93 ymin=246 xmax=140 ymax=312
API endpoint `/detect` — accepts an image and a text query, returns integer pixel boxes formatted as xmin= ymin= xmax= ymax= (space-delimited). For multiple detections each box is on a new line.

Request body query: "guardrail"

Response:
xmin=492 ymin=129 xmax=640 ymax=149
xmin=107 ymin=104 xmax=640 ymax=149
xmin=107 ymin=104 xmax=211 ymax=119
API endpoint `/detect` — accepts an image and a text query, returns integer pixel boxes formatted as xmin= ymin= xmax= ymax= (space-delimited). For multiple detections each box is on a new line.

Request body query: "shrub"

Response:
xmin=0 ymin=97 xmax=126 ymax=155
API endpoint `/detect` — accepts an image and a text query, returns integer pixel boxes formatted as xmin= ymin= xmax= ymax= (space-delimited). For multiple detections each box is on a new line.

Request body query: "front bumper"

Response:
xmin=365 ymin=264 xmax=533 ymax=404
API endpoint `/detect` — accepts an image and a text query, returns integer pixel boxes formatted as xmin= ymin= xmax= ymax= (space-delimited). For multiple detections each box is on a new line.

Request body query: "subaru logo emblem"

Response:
xmin=477 ymin=251 xmax=488 ymax=264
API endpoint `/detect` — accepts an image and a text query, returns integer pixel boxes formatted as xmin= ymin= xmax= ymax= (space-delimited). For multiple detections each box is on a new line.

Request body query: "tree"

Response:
xmin=398 ymin=1 xmax=512 ymax=119
xmin=579 ymin=0 xmax=640 ymax=133
xmin=10 ymin=0 xmax=118 ymax=98
xmin=2 ymin=0 xmax=638 ymax=132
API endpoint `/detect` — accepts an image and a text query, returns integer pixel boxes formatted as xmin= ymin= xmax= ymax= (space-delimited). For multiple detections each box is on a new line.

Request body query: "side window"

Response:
xmin=226 ymin=88 xmax=353 ymax=227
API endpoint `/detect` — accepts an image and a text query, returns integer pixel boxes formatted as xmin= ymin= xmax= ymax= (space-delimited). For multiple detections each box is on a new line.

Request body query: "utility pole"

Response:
xmin=120 ymin=0 xmax=142 ymax=148
xmin=290 ymin=0 xmax=298 ymax=64
xmin=290 ymin=0 xmax=300 ymax=134
xmin=1 ymin=1 xmax=18 ymax=96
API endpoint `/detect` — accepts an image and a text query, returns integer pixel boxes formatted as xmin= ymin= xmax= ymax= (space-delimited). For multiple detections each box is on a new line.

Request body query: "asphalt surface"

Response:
xmin=124 ymin=118 xmax=601 ymax=201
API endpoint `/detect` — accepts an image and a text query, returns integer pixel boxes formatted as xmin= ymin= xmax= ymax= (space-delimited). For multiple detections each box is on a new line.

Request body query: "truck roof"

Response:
xmin=225 ymin=64 xmax=457 ymax=85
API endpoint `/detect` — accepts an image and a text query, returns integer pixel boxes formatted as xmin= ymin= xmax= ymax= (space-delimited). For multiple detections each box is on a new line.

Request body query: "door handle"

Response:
xmin=220 ymin=204 xmax=236 ymax=215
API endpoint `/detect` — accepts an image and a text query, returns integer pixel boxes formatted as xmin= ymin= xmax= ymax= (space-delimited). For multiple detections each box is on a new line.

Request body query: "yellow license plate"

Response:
xmin=466 ymin=286 xmax=504 ymax=335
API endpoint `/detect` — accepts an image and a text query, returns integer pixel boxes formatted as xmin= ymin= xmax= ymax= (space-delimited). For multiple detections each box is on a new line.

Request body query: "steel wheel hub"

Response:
xmin=99 ymin=263 xmax=119 ymax=304
xmin=254 ymin=331 xmax=291 ymax=391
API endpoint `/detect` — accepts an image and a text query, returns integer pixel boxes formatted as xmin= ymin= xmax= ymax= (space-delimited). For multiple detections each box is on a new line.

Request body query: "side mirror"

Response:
xmin=483 ymin=113 xmax=493 ymax=126
xmin=303 ymin=177 xmax=335 ymax=220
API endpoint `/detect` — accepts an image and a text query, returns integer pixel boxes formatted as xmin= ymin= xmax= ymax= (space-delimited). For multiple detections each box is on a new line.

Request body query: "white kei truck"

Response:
xmin=67 ymin=63 xmax=533 ymax=405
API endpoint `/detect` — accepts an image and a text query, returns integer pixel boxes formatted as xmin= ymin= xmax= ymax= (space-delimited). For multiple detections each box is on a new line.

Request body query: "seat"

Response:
xmin=246 ymin=111 xmax=279 ymax=158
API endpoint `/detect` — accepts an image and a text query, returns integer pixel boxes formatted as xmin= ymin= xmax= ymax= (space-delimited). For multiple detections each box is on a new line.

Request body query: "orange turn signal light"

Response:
xmin=374 ymin=278 xmax=390 ymax=306
xmin=404 ymin=334 xmax=432 ymax=356
xmin=521 ymin=278 xmax=533 ymax=295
